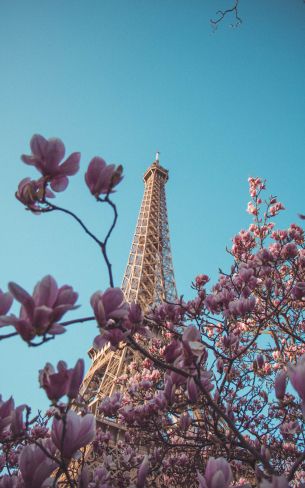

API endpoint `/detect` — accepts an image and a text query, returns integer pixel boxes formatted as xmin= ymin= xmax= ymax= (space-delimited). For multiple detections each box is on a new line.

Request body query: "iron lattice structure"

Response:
xmin=80 ymin=155 xmax=177 ymax=434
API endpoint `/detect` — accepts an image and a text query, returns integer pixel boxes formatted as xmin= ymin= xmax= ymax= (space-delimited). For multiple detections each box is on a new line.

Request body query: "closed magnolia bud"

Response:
xmin=137 ymin=455 xmax=149 ymax=488
xmin=216 ymin=358 xmax=224 ymax=374
xmin=257 ymin=354 xmax=265 ymax=369
xmin=260 ymin=445 xmax=271 ymax=462
xmin=260 ymin=390 xmax=268 ymax=402
xmin=187 ymin=377 xmax=198 ymax=403
xmin=180 ymin=412 xmax=192 ymax=431
xmin=274 ymin=371 xmax=287 ymax=400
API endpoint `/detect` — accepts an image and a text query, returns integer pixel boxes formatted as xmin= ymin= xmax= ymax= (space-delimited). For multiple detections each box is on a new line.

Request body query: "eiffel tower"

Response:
xmin=80 ymin=153 xmax=177 ymax=436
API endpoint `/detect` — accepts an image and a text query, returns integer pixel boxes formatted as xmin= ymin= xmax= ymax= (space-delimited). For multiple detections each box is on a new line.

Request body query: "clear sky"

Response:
xmin=0 ymin=0 xmax=304 ymax=414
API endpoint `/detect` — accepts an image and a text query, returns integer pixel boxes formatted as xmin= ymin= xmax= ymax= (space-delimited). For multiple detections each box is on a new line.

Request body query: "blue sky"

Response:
xmin=0 ymin=0 xmax=304 ymax=413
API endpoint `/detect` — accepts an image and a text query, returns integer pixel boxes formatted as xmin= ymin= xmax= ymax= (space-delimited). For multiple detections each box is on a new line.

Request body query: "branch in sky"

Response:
xmin=211 ymin=0 xmax=242 ymax=29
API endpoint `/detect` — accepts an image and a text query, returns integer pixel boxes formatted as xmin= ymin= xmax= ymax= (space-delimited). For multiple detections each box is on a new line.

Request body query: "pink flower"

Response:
xmin=90 ymin=466 xmax=111 ymax=487
xmin=85 ymin=157 xmax=123 ymax=197
xmin=15 ymin=177 xmax=54 ymax=212
xmin=90 ymin=288 xmax=129 ymax=327
xmin=127 ymin=302 xmax=143 ymax=324
xmin=91 ymin=288 xmax=130 ymax=350
xmin=21 ymin=134 xmax=80 ymax=192
xmin=39 ymin=358 xmax=84 ymax=402
xmin=195 ymin=274 xmax=210 ymax=287
xmin=0 ymin=395 xmax=28 ymax=440
xmin=260 ymin=476 xmax=289 ymax=488
xmin=182 ymin=326 xmax=206 ymax=359
xmin=247 ymin=202 xmax=258 ymax=215
xmin=291 ymin=282 xmax=305 ymax=300
xmin=137 ymin=455 xmax=149 ymax=488
xmin=99 ymin=392 xmax=122 ymax=417
xmin=179 ymin=412 xmax=192 ymax=431
xmin=200 ymin=457 xmax=233 ymax=488
xmin=94 ymin=328 xmax=127 ymax=350
xmin=269 ymin=202 xmax=285 ymax=216
xmin=19 ymin=440 xmax=57 ymax=488
xmin=228 ymin=297 xmax=255 ymax=317
xmin=280 ymin=420 xmax=300 ymax=438
xmin=0 ymin=290 xmax=13 ymax=316
xmin=51 ymin=410 xmax=96 ymax=458
xmin=288 ymin=355 xmax=305 ymax=401
xmin=248 ymin=176 xmax=265 ymax=197
xmin=10 ymin=404 xmax=27 ymax=436
xmin=0 ymin=474 xmax=20 ymax=487
xmin=281 ymin=242 xmax=298 ymax=259
xmin=0 ymin=396 xmax=14 ymax=438
xmin=0 ymin=275 xmax=78 ymax=342
xmin=187 ymin=377 xmax=198 ymax=402
xmin=257 ymin=354 xmax=265 ymax=369
xmin=163 ymin=339 xmax=182 ymax=363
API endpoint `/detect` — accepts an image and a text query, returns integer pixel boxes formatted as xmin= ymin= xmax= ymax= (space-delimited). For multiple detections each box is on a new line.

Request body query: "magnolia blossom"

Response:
xmin=182 ymin=325 xmax=206 ymax=359
xmin=260 ymin=476 xmax=289 ymax=488
xmin=198 ymin=457 xmax=233 ymax=488
xmin=85 ymin=156 xmax=123 ymax=196
xmin=0 ymin=275 xmax=78 ymax=342
xmin=15 ymin=177 xmax=55 ymax=212
xmin=247 ymin=201 xmax=258 ymax=216
xmin=269 ymin=202 xmax=285 ymax=216
xmin=195 ymin=274 xmax=210 ymax=287
xmin=274 ymin=371 xmax=287 ymax=400
xmin=248 ymin=176 xmax=265 ymax=197
xmin=137 ymin=455 xmax=149 ymax=488
xmin=0 ymin=396 xmax=27 ymax=440
xmin=187 ymin=377 xmax=198 ymax=402
xmin=94 ymin=327 xmax=127 ymax=350
xmin=19 ymin=440 xmax=57 ymax=488
xmin=39 ymin=358 xmax=84 ymax=402
xmin=287 ymin=355 xmax=305 ymax=402
xmin=10 ymin=404 xmax=27 ymax=436
xmin=90 ymin=466 xmax=111 ymax=488
xmin=51 ymin=410 xmax=96 ymax=458
xmin=228 ymin=296 xmax=255 ymax=317
xmin=291 ymin=282 xmax=305 ymax=300
xmin=91 ymin=288 xmax=129 ymax=327
xmin=99 ymin=392 xmax=122 ymax=417
xmin=21 ymin=134 xmax=80 ymax=192
xmin=0 ymin=290 xmax=13 ymax=316
xmin=179 ymin=412 xmax=192 ymax=431
xmin=0 ymin=396 xmax=14 ymax=438
xmin=0 ymin=475 xmax=21 ymax=487
xmin=91 ymin=288 xmax=130 ymax=349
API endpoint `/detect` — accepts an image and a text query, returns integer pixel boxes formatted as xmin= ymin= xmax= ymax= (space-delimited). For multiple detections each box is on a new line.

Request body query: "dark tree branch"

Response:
xmin=211 ymin=0 xmax=242 ymax=29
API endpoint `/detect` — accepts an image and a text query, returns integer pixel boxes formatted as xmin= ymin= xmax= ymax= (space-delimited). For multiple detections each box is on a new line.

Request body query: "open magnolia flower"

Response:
xmin=51 ymin=410 xmax=96 ymax=459
xmin=85 ymin=156 xmax=123 ymax=197
xmin=21 ymin=134 xmax=80 ymax=192
xmin=0 ymin=275 xmax=78 ymax=342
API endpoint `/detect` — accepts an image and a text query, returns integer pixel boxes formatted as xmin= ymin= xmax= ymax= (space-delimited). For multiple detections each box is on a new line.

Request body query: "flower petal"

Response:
xmin=8 ymin=282 xmax=34 ymax=318
xmin=50 ymin=175 xmax=69 ymax=192
xmin=30 ymin=134 xmax=48 ymax=158
xmin=60 ymin=152 xmax=80 ymax=176
xmin=33 ymin=275 xmax=58 ymax=308
xmin=45 ymin=138 xmax=65 ymax=171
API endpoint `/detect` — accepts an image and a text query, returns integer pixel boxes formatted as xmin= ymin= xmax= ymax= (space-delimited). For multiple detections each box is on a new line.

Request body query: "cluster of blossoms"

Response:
xmin=17 ymin=134 xmax=123 ymax=212
xmin=91 ymin=287 xmax=148 ymax=350
xmin=0 ymin=275 xmax=78 ymax=343
xmin=2 ymin=136 xmax=305 ymax=487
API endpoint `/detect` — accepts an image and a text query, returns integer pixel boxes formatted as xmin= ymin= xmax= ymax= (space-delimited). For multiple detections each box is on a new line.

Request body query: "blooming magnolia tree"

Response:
xmin=1 ymin=135 xmax=305 ymax=487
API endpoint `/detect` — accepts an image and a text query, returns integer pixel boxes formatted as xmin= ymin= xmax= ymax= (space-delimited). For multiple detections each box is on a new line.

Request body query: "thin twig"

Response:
xmin=211 ymin=0 xmax=242 ymax=29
